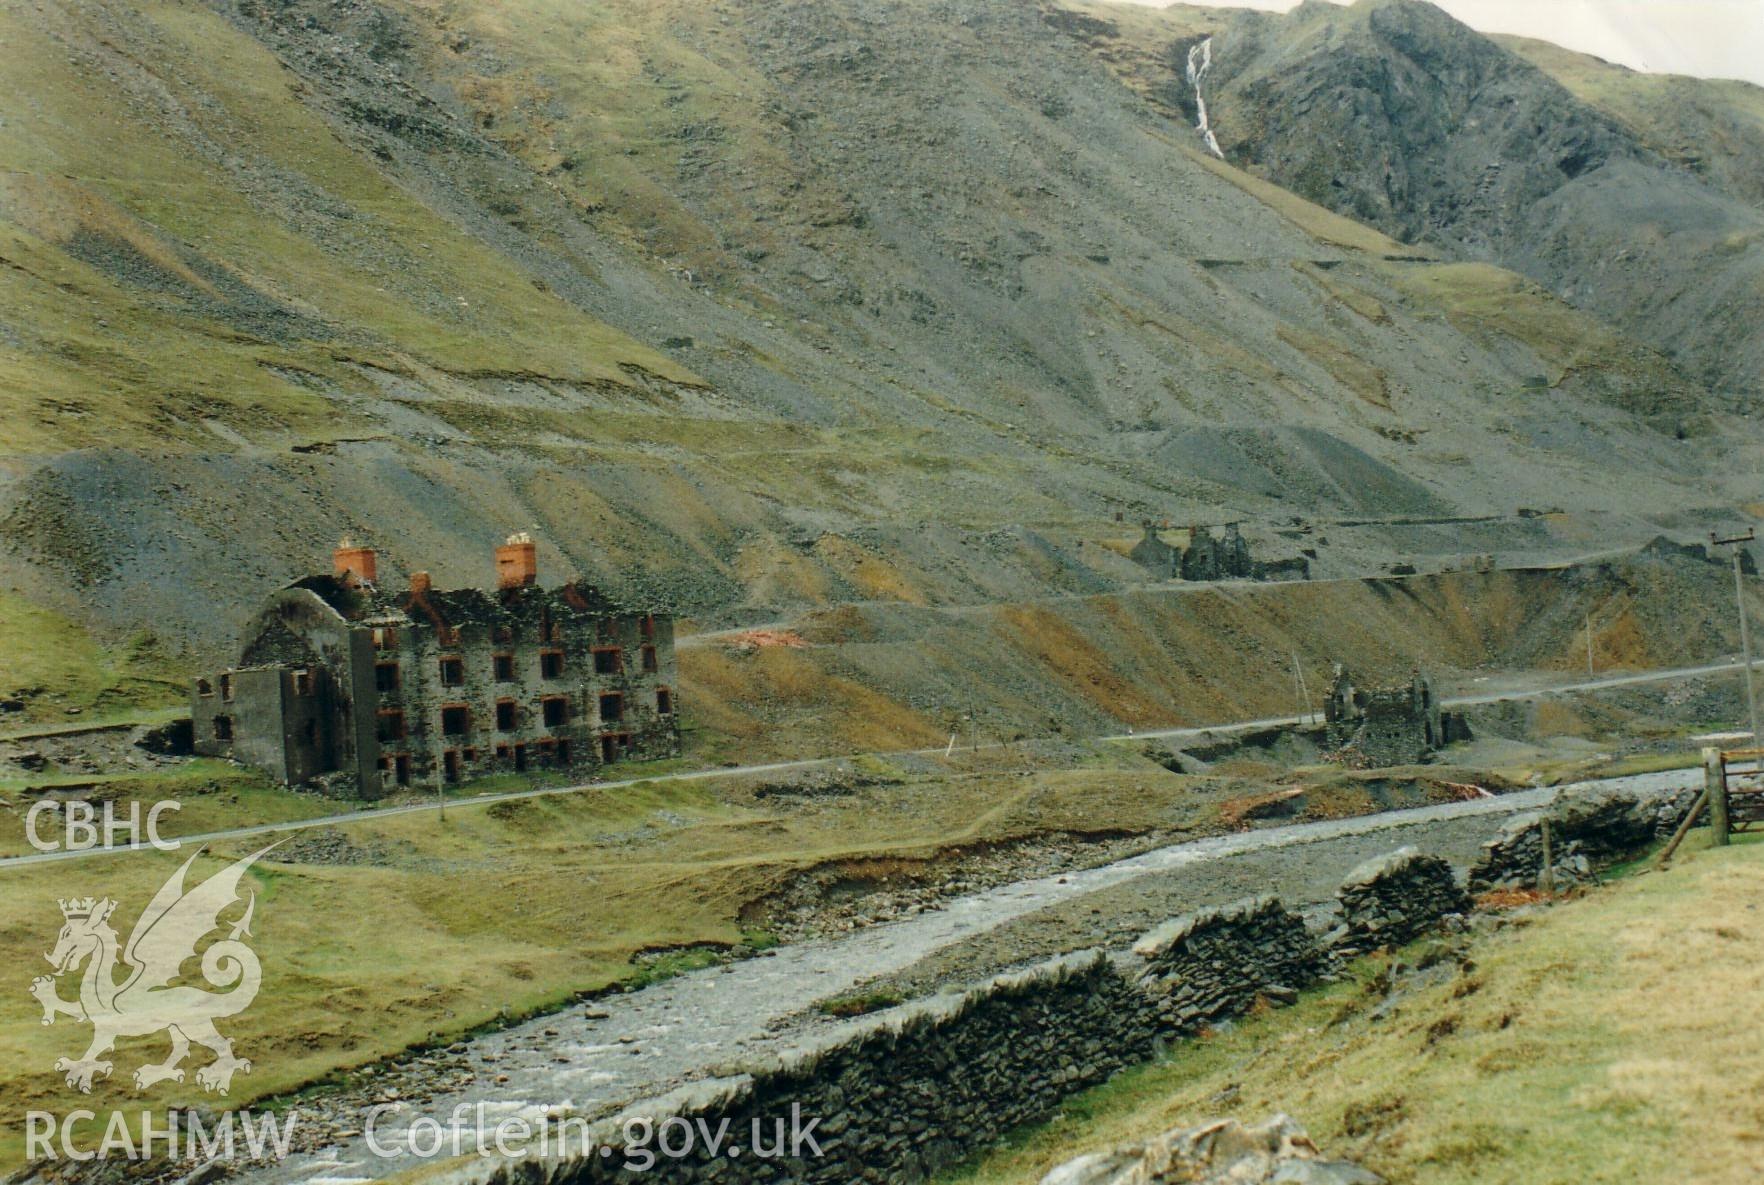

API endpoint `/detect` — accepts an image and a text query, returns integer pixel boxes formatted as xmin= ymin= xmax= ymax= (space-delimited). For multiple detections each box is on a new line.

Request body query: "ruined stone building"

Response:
xmin=1180 ymin=523 xmax=1253 ymax=581
xmin=192 ymin=537 xmax=679 ymax=798
xmin=1128 ymin=521 xmax=1309 ymax=582
xmin=1128 ymin=521 xmax=1179 ymax=575
xmin=1323 ymin=665 xmax=1470 ymax=766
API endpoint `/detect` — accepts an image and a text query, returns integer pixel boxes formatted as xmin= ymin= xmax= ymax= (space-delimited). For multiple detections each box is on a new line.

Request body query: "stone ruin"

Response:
xmin=1639 ymin=533 xmax=1757 ymax=575
xmin=1323 ymin=664 xmax=1470 ymax=767
xmin=1180 ymin=522 xmax=1253 ymax=581
xmin=192 ymin=538 xmax=680 ymax=798
xmin=1127 ymin=520 xmax=1180 ymax=576
xmin=1128 ymin=521 xmax=1310 ymax=582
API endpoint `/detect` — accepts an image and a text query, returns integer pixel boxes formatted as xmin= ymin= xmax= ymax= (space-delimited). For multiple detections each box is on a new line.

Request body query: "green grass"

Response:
xmin=0 ymin=592 xmax=184 ymax=722
xmin=1379 ymin=261 xmax=1685 ymax=401
xmin=623 ymin=946 xmax=732 ymax=991
xmin=1591 ymin=750 xmax=1705 ymax=779
xmin=0 ymin=761 xmax=336 ymax=857
xmin=941 ymin=835 xmax=1764 ymax=1185
xmin=818 ymin=988 xmax=907 ymax=1018
xmin=0 ymin=749 xmax=1229 ymax=1170
xmin=0 ymin=0 xmax=697 ymax=457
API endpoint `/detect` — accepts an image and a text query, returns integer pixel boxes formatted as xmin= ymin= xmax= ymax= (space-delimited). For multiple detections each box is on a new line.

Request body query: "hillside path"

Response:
xmin=0 ymin=659 xmax=1745 ymax=871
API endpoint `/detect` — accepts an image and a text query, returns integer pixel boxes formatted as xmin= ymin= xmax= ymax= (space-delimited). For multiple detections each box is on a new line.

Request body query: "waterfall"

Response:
xmin=1185 ymin=37 xmax=1225 ymax=159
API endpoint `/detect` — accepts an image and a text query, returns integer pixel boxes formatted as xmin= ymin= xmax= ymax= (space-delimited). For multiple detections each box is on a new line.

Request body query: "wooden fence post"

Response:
xmin=1706 ymin=746 xmax=1730 ymax=847
xmin=1539 ymin=817 xmax=1555 ymax=896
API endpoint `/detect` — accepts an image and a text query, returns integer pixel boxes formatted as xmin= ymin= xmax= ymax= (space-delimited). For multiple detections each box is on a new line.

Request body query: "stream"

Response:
xmin=1186 ymin=37 xmax=1225 ymax=158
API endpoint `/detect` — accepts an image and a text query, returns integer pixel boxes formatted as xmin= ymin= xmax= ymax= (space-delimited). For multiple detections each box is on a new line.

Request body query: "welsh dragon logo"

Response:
xmin=30 ymin=845 xmax=274 ymax=1095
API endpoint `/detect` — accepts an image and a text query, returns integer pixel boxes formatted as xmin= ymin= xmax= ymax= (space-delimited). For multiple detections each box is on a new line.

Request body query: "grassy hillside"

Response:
xmin=0 ymin=592 xmax=183 ymax=722
xmin=0 ymin=745 xmax=1259 ymax=1169
xmin=945 ymin=834 xmax=1764 ymax=1185
xmin=0 ymin=0 xmax=1750 ymax=666
xmin=0 ymin=1 xmax=697 ymax=456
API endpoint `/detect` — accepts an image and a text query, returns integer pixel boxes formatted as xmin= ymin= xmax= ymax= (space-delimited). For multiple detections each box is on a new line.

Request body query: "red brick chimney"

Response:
xmin=495 ymin=533 xmax=538 ymax=589
xmin=333 ymin=539 xmax=377 ymax=586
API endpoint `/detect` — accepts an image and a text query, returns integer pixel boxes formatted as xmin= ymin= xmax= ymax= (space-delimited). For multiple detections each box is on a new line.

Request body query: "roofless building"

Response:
xmin=192 ymin=537 xmax=679 ymax=797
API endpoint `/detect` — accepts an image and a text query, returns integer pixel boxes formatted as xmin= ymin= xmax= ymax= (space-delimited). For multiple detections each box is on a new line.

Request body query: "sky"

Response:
xmin=1125 ymin=0 xmax=1764 ymax=87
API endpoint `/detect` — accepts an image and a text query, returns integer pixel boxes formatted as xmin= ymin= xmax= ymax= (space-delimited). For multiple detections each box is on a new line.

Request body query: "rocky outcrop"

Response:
xmin=1133 ymin=896 xmax=1323 ymax=1032
xmin=1197 ymin=0 xmax=1764 ymax=396
xmin=1334 ymin=847 xmax=1470 ymax=951
xmin=1039 ymin=1114 xmax=1380 ymax=1185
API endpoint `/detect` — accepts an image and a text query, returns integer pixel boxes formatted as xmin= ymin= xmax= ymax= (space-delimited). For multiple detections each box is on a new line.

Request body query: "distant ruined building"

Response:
xmin=192 ymin=537 xmax=679 ymax=798
xmin=1179 ymin=523 xmax=1252 ymax=581
xmin=1323 ymin=665 xmax=1470 ymax=767
xmin=1129 ymin=521 xmax=1309 ymax=582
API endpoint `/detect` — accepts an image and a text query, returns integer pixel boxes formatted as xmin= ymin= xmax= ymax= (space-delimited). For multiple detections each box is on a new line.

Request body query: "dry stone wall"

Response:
xmin=472 ymin=864 xmax=1483 ymax=1185
xmin=468 ymin=785 xmax=1690 ymax=1185
xmin=478 ymin=951 xmax=1158 ymax=1185
xmin=1333 ymin=847 xmax=1470 ymax=952
xmin=1468 ymin=784 xmax=1689 ymax=891
xmin=1133 ymin=896 xmax=1323 ymax=1032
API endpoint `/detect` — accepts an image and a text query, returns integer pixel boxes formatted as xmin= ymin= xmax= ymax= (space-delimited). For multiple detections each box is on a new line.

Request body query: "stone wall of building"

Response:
xmin=1126 ymin=522 xmax=1308 ymax=582
xmin=384 ymin=588 xmax=679 ymax=794
xmin=1323 ymin=666 xmax=1468 ymax=768
xmin=1180 ymin=524 xmax=1253 ymax=582
xmin=1250 ymin=556 xmax=1311 ymax=582
xmin=195 ymin=585 xmax=375 ymax=793
xmin=1128 ymin=522 xmax=1178 ymax=577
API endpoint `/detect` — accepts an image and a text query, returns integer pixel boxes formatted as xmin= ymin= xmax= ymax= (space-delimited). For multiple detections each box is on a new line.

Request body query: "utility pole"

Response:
xmin=1711 ymin=529 xmax=1760 ymax=748
xmin=1290 ymin=652 xmax=1313 ymax=726
xmin=1585 ymin=612 xmax=1595 ymax=679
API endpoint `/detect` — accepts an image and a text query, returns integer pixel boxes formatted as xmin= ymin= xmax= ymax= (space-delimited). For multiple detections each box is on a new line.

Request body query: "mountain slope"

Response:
xmin=1081 ymin=0 xmax=1764 ymax=398
xmin=0 ymin=0 xmax=1750 ymax=662
xmin=1497 ymin=33 xmax=1764 ymax=213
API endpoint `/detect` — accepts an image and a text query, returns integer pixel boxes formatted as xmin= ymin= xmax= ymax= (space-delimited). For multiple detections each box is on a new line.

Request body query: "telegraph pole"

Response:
xmin=1711 ymin=529 xmax=1760 ymax=748
xmin=1585 ymin=612 xmax=1595 ymax=679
